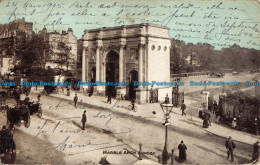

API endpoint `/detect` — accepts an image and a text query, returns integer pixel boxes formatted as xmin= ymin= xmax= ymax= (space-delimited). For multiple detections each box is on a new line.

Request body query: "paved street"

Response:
xmin=1 ymin=72 xmax=259 ymax=164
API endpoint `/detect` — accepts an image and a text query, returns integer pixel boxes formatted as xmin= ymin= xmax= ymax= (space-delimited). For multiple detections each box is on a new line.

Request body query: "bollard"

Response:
xmin=139 ymin=143 xmax=143 ymax=160
xmin=170 ymin=149 xmax=174 ymax=165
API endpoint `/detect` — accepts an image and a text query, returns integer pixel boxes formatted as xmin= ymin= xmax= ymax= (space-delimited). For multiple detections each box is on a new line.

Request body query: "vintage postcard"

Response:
xmin=0 ymin=0 xmax=259 ymax=164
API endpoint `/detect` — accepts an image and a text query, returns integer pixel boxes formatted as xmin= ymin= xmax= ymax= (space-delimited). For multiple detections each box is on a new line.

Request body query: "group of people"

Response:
xmin=225 ymin=136 xmax=259 ymax=163
xmin=177 ymin=137 xmax=259 ymax=163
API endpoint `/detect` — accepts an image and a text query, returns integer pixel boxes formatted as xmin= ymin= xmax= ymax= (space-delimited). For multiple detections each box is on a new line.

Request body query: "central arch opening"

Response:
xmin=105 ymin=50 xmax=119 ymax=97
xmin=129 ymin=70 xmax=138 ymax=100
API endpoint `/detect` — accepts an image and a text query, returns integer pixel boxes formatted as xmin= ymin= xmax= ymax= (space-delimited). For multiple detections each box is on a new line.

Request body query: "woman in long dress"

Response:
xmin=178 ymin=141 xmax=187 ymax=162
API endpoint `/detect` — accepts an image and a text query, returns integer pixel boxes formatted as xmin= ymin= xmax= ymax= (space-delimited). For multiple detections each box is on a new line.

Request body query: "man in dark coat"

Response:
xmin=81 ymin=110 xmax=87 ymax=130
xmin=251 ymin=141 xmax=259 ymax=163
xmin=181 ymin=101 xmax=186 ymax=116
xmin=74 ymin=93 xmax=78 ymax=107
xmin=37 ymin=92 xmax=41 ymax=102
xmin=178 ymin=140 xmax=187 ymax=162
xmin=203 ymin=112 xmax=211 ymax=128
xmin=225 ymin=136 xmax=236 ymax=162
xmin=107 ymin=89 xmax=111 ymax=104
xmin=67 ymin=87 xmax=70 ymax=96
xmin=213 ymin=101 xmax=217 ymax=115
xmin=149 ymin=86 xmax=153 ymax=103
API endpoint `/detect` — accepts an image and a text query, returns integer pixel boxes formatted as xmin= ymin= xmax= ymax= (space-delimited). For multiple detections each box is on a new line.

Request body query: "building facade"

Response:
xmin=38 ymin=27 xmax=78 ymax=70
xmin=82 ymin=24 xmax=172 ymax=103
xmin=0 ymin=18 xmax=33 ymax=75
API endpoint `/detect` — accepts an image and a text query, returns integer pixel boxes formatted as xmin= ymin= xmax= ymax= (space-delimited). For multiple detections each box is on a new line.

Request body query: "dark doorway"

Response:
xmin=90 ymin=67 xmax=96 ymax=83
xmin=106 ymin=51 xmax=119 ymax=97
xmin=129 ymin=70 xmax=138 ymax=100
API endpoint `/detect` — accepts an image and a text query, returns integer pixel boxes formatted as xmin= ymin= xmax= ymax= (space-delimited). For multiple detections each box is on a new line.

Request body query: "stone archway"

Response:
xmin=105 ymin=50 xmax=119 ymax=97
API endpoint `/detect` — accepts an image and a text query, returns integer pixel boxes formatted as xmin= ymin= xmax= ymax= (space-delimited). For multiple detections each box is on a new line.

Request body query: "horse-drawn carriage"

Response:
xmin=0 ymin=127 xmax=16 ymax=164
xmin=6 ymin=104 xmax=30 ymax=129
xmin=21 ymin=98 xmax=42 ymax=118
xmin=209 ymin=72 xmax=224 ymax=78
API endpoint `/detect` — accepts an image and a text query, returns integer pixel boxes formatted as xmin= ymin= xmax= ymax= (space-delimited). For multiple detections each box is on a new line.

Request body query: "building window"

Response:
xmin=158 ymin=46 xmax=161 ymax=51
xmin=52 ymin=37 xmax=56 ymax=41
xmin=151 ymin=45 xmax=155 ymax=50
xmin=164 ymin=46 xmax=167 ymax=51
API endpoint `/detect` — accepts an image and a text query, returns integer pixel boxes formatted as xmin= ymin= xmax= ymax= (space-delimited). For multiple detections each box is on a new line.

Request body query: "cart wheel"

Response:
xmin=127 ymin=105 xmax=132 ymax=110
xmin=37 ymin=107 xmax=42 ymax=118
xmin=10 ymin=151 xmax=16 ymax=164
xmin=24 ymin=115 xmax=30 ymax=128
xmin=134 ymin=106 xmax=138 ymax=112
xmin=3 ymin=150 xmax=16 ymax=164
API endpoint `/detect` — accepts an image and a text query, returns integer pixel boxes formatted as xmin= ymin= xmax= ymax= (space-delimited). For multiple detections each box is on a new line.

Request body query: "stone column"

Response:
xmin=82 ymin=47 xmax=86 ymax=82
xmin=96 ymin=46 xmax=100 ymax=82
xmin=119 ymin=45 xmax=124 ymax=83
xmin=138 ymin=44 xmax=143 ymax=84
xmin=116 ymin=45 xmax=126 ymax=99
xmin=136 ymin=44 xmax=146 ymax=104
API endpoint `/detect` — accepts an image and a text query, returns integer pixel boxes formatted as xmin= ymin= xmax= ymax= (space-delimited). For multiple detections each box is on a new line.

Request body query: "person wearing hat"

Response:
xmin=251 ymin=141 xmax=259 ymax=163
xmin=74 ymin=93 xmax=78 ymax=107
xmin=81 ymin=110 xmax=87 ymax=130
xmin=225 ymin=136 xmax=236 ymax=162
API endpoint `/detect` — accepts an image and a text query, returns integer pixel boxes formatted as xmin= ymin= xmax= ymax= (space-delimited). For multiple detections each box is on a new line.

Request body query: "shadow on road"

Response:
xmin=14 ymin=129 xmax=66 ymax=164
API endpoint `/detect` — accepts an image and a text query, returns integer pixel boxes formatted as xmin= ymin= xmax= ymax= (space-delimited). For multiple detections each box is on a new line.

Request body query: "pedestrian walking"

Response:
xmin=203 ymin=112 xmax=210 ymax=128
xmin=213 ymin=100 xmax=217 ymax=115
xmin=178 ymin=140 xmax=187 ymax=162
xmin=37 ymin=92 xmax=41 ymax=102
xmin=74 ymin=93 xmax=78 ymax=107
xmin=107 ymin=90 xmax=111 ymax=104
xmin=81 ymin=110 xmax=87 ymax=130
xmin=225 ymin=136 xmax=236 ymax=162
xmin=67 ymin=87 xmax=70 ymax=96
xmin=164 ymin=93 xmax=169 ymax=104
xmin=181 ymin=101 xmax=186 ymax=116
xmin=149 ymin=86 xmax=153 ymax=103
xmin=251 ymin=141 xmax=259 ymax=164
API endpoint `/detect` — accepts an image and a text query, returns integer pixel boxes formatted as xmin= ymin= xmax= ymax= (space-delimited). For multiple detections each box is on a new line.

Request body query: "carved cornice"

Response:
xmin=104 ymin=44 xmax=121 ymax=52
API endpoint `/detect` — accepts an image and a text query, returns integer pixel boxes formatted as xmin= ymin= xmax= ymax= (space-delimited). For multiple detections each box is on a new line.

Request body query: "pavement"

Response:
xmin=31 ymin=87 xmax=260 ymax=146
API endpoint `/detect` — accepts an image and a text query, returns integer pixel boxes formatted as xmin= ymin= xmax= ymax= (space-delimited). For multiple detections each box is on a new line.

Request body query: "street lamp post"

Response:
xmin=161 ymin=103 xmax=174 ymax=164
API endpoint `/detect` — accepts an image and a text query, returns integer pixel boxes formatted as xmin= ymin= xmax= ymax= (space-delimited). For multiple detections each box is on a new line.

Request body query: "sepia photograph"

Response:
xmin=0 ymin=0 xmax=259 ymax=164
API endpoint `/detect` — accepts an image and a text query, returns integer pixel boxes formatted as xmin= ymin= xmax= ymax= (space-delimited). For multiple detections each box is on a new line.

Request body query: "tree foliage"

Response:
xmin=171 ymin=39 xmax=260 ymax=73
xmin=1 ymin=31 xmax=50 ymax=75
xmin=55 ymin=42 xmax=75 ymax=70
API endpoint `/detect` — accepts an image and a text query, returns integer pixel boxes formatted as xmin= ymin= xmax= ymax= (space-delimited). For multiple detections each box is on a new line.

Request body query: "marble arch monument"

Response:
xmin=82 ymin=24 xmax=172 ymax=103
